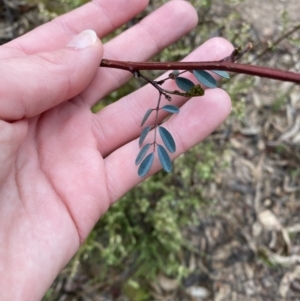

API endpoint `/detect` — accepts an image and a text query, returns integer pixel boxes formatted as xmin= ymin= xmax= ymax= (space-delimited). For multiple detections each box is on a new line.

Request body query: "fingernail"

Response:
xmin=67 ymin=29 xmax=98 ymax=49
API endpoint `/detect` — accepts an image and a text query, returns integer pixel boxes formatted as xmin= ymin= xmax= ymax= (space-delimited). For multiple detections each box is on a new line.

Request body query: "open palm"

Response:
xmin=0 ymin=0 xmax=232 ymax=300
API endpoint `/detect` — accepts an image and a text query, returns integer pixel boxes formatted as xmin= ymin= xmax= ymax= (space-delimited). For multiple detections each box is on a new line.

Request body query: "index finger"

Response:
xmin=6 ymin=0 xmax=149 ymax=54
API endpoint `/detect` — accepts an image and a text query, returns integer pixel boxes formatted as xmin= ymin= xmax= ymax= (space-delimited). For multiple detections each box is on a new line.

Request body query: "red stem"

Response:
xmin=100 ymin=59 xmax=300 ymax=84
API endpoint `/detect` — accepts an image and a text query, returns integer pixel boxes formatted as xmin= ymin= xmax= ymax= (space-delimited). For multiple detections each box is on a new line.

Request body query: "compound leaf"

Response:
xmin=138 ymin=152 xmax=154 ymax=177
xmin=135 ymin=143 xmax=151 ymax=165
xmin=193 ymin=70 xmax=217 ymax=88
xmin=161 ymin=105 xmax=180 ymax=114
xmin=175 ymin=77 xmax=195 ymax=92
xmin=157 ymin=144 xmax=172 ymax=172
xmin=139 ymin=126 xmax=151 ymax=147
xmin=211 ymin=70 xmax=230 ymax=79
xmin=158 ymin=126 xmax=176 ymax=153
xmin=141 ymin=108 xmax=154 ymax=127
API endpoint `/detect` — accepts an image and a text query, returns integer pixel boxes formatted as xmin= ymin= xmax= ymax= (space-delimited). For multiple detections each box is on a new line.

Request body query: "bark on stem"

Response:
xmin=100 ymin=59 xmax=300 ymax=84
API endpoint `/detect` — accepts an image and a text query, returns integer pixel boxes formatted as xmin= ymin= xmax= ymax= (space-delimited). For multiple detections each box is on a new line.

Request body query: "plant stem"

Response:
xmin=152 ymin=93 xmax=162 ymax=152
xmin=134 ymin=70 xmax=190 ymax=97
xmin=254 ymin=23 xmax=300 ymax=62
xmin=100 ymin=59 xmax=300 ymax=84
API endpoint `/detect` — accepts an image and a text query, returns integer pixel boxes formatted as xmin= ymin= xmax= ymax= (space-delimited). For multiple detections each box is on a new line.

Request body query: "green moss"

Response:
xmin=124 ymin=280 xmax=150 ymax=301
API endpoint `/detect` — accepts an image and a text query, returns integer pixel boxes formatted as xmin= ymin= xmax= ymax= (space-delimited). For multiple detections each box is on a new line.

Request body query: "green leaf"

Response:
xmin=211 ymin=70 xmax=230 ymax=79
xmin=161 ymin=105 xmax=180 ymax=114
xmin=193 ymin=70 xmax=217 ymax=88
xmin=138 ymin=152 xmax=154 ymax=177
xmin=135 ymin=143 xmax=151 ymax=165
xmin=158 ymin=126 xmax=176 ymax=153
xmin=175 ymin=77 xmax=195 ymax=92
xmin=157 ymin=144 xmax=172 ymax=172
xmin=139 ymin=126 xmax=151 ymax=147
xmin=141 ymin=109 xmax=154 ymax=127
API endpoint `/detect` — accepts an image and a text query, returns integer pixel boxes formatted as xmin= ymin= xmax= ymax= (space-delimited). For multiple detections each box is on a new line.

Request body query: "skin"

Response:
xmin=0 ymin=0 xmax=233 ymax=300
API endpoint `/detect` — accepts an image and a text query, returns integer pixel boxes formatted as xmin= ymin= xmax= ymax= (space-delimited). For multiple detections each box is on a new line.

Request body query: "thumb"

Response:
xmin=0 ymin=30 xmax=103 ymax=120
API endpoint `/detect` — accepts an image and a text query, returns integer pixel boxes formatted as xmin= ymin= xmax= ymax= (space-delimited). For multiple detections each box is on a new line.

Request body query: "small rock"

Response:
xmin=258 ymin=210 xmax=282 ymax=231
xmin=186 ymin=286 xmax=210 ymax=300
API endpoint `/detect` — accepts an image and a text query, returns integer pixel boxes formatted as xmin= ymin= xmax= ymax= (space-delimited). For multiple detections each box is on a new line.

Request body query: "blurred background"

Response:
xmin=1 ymin=0 xmax=300 ymax=300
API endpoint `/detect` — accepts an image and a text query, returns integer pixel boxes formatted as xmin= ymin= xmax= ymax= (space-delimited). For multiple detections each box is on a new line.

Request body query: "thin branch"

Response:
xmin=254 ymin=23 xmax=300 ymax=61
xmin=100 ymin=59 xmax=300 ymax=84
xmin=100 ymin=43 xmax=299 ymax=84
xmin=135 ymin=70 xmax=194 ymax=97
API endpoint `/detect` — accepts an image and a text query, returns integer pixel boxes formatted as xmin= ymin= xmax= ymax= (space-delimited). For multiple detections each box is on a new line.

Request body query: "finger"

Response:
xmin=5 ymin=0 xmax=149 ymax=54
xmin=0 ymin=30 xmax=103 ymax=120
xmin=80 ymin=0 xmax=199 ymax=105
xmin=104 ymin=87 xmax=231 ymax=203
xmin=0 ymin=120 xmax=28 ymax=184
xmin=93 ymin=37 xmax=234 ymax=156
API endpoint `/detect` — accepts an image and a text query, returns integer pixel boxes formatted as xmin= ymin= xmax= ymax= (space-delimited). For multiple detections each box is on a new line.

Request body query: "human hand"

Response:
xmin=0 ymin=0 xmax=233 ymax=300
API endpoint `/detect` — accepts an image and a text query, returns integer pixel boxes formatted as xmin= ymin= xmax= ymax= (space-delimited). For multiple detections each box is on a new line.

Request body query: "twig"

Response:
xmin=109 ymin=44 xmax=300 ymax=176
xmin=100 ymin=44 xmax=300 ymax=84
xmin=254 ymin=23 xmax=300 ymax=61
xmin=101 ymin=59 xmax=300 ymax=84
